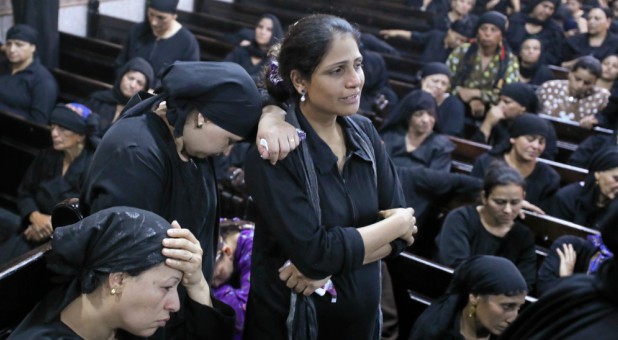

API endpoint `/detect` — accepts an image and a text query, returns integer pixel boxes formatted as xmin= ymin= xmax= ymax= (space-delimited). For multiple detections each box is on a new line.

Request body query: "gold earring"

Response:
xmin=111 ymin=288 xmax=116 ymax=296
xmin=468 ymin=305 xmax=476 ymax=318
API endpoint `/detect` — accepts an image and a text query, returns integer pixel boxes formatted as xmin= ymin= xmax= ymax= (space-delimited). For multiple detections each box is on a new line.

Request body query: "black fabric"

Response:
xmin=11 ymin=0 xmax=59 ymax=69
xmin=0 ymin=58 xmax=58 ymax=124
xmin=568 ymin=134 xmax=616 ymax=168
xmin=381 ymin=89 xmax=437 ymax=131
xmin=421 ymin=62 xmax=452 ymax=78
xmin=563 ymin=32 xmax=618 ymax=63
xmin=475 ymin=11 xmax=508 ymax=34
xmin=436 ymin=205 xmax=537 ymax=288
xmin=410 ymin=30 xmax=453 ymax=63
xmin=49 ymin=105 xmax=87 ymax=134
xmin=507 ymin=113 xmax=548 ymax=138
xmin=381 ymin=129 xmax=455 ymax=171
xmin=148 ymin=0 xmax=178 ymax=13
xmin=159 ymin=61 xmax=261 ymax=138
xmin=114 ymin=22 xmax=199 ymax=88
xmin=6 ymin=24 xmax=38 ymax=45
xmin=519 ymin=62 xmax=554 ymax=86
xmin=436 ymin=95 xmax=466 ymax=136
xmin=410 ymin=255 xmax=527 ymax=340
xmin=359 ymin=49 xmax=398 ymax=114
xmin=524 ymin=0 xmax=561 ymax=13
xmin=451 ymin=18 xmax=476 ymax=38
xmin=243 ymin=114 xmax=405 ymax=339
xmin=500 ymin=83 xmax=538 ymax=112
xmin=537 ymin=235 xmax=598 ymax=296
xmin=506 ymin=12 xmax=564 ymax=65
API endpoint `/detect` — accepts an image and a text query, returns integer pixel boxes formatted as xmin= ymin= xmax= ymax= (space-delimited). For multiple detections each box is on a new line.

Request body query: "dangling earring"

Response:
xmin=300 ymin=90 xmax=306 ymax=102
xmin=468 ymin=304 xmax=476 ymax=318
xmin=111 ymin=288 xmax=117 ymax=296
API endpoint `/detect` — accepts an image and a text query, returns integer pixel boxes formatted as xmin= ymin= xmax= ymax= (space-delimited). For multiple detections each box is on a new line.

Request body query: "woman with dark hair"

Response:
xmin=244 ymin=14 xmax=416 ymax=339
xmin=0 ymin=104 xmax=97 ymax=264
xmin=518 ymin=37 xmax=554 ymax=85
xmin=537 ymin=56 xmax=610 ymax=127
xmin=419 ymin=62 xmax=466 ymax=136
xmin=8 ymin=207 xmax=235 ymax=339
xmin=0 ymin=24 xmax=57 ymax=124
xmin=562 ymin=7 xmax=618 ymax=68
xmin=506 ymin=0 xmax=564 ymax=65
xmin=410 ymin=255 xmax=528 ymax=339
xmin=381 ymin=89 xmax=455 ymax=171
xmin=596 ymin=54 xmax=618 ymax=95
xmin=358 ymin=47 xmax=399 ymax=117
xmin=431 ymin=0 xmax=478 ymax=32
xmin=550 ymin=146 xmax=618 ymax=229
xmin=436 ymin=162 xmax=537 ymax=288
xmin=471 ymin=113 xmax=560 ymax=209
xmin=224 ymin=14 xmax=283 ymax=84
xmin=114 ymin=0 xmax=199 ymax=87
xmin=85 ymin=57 xmax=154 ymax=137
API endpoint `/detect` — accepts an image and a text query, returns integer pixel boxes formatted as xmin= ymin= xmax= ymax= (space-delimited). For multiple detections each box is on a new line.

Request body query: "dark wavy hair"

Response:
xmin=482 ymin=161 xmax=525 ymax=198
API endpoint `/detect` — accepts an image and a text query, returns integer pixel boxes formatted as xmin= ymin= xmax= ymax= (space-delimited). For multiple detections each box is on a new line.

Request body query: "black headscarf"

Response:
xmin=10 ymin=207 xmax=171 ymax=334
xmin=475 ymin=11 xmax=508 ymax=35
xmin=90 ymin=57 xmax=155 ymax=107
xmin=500 ymin=83 xmax=538 ymax=113
xmin=575 ymin=147 xmax=618 ymax=229
xmin=380 ymin=89 xmax=437 ymax=132
xmin=421 ymin=62 xmax=452 ymax=78
xmin=49 ymin=105 xmax=88 ymax=135
xmin=451 ymin=19 xmax=475 ymax=38
xmin=6 ymin=24 xmax=38 ymax=45
xmin=148 ymin=0 xmax=178 ymax=13
xmin=410 ymin=256 xmax=527 ymax=340
xmin=490 ymin=113 xmax=549 ymax=155
xmin=525 ymin=0 xmax=560 ymax=25
xmin=246 ymin=14 xmax=284 ymax=59
xmin=157 ymin=61 xmax=262 ymax=138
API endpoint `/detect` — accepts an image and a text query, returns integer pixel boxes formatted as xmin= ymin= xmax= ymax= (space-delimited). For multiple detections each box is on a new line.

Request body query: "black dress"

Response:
xmin=436 ymin=95 xmax=466 ymax=137
xmin=224 ymin=46 xmax=268 ymax=85
xmin=0 ymin=58 xmax=58 ymax=124
xmin=507 ymin=13 xmax=565 ymax=66
xmin=114 ymin=22 xmax=199 ymax=87
xmin=549 ymin=181 xmax=616 ymax=229
xmin=435 ymin=205 xmax=537 ymax=288
xmin=243 ymin=113 xmax=406 ymax=339
xmin=563 ymin=33 xmax=618 ymax=63
xmin=471 ymin=152 xmax=560 ymax=209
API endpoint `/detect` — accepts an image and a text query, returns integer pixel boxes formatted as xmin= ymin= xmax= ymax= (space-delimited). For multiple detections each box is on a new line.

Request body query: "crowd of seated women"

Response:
xmin=2 ymin=0 xmax=618 ymax=337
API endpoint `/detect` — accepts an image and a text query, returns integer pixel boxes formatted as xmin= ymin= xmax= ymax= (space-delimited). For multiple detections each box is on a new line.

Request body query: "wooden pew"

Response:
xmin=0 ymin=242 xmax=54 ymax=336
xmin=521 ymin=211 xmax=599 ymax=250
xmin=59 ymin=32 xmax=120 ymax=84
xmin=449 ymin=136 xmax=588 ymax=186
xmin=539 ymin=113 xmax=613 ymax=149
xmin=52 ymin=68 xmax=113 ymax=104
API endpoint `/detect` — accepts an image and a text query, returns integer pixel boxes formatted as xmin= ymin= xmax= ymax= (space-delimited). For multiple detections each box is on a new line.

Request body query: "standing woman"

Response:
xmin=471 ymin=113 xmax=560 ymax=209
xmin=410 ymin=256 xmax=528 ymax=339
xmin=244 ymin=14 xmax=416 ymax=339
xmin=0 ymin=105 xmax=96 ymax=263
xmin=0 ymin=24 xmax=57 ymax=124
xmin=114 ymin=0 xmax=199 ymax=87
xmin=436 ymin=163 xmax=537 ymax=288
xmin=85 ymin=57 xmax=154 ymax=137
xmin=224 ymin=14 xmax=283 ymax=84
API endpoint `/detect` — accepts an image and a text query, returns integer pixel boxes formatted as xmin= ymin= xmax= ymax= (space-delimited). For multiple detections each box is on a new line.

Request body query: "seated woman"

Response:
xmin=114 ymin=0 xmax=199 ymax=87
xmin=550 ymin=146 xmax=618 ymax=229
xmin=0 ymin=104 xmax=96 ymax=264
xmin=537 ymin=234 xmax=614 ymax=296
xmin=224 ymin=14 xmax=283 ymax=84
xmin=568 ymin=129 xmax=616 ymax=168
xmin=0 ymin=24 xmax=57 ymax=124
xmin=410 ymin=255 xmax=528 ymax=339
xmin=436 ymin=163 xmax=537 ymax=288
xmin=431 ymin=0 xmax=478 ymax=32
xmin=358 ymin=48 xmax=398 ymax=118
xmin=380 ymin=89 xmax=455 ymax=171
xmin=8 ymin=206 xmax=235 ymax=339
xmin=562 ymin=7 xmax=618 ymax=69
xmin=596 ymin=54 xmax=618 ymax=96
xmin=419 ymin=62 xmax=466 ymax=137
xmin=537 ymin=56 xmax=610 ymax=128
xmin=85 ymin=57 xmax=154 ymax=137
xmin=471 ymin=114 xmax=560 ymax=209
xmin=518 ymin=37 xmax=554 ymax=86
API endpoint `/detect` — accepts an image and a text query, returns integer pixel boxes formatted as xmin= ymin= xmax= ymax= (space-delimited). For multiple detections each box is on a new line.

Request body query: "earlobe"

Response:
xmin=289 ymin=70 xmax=306 ymax=96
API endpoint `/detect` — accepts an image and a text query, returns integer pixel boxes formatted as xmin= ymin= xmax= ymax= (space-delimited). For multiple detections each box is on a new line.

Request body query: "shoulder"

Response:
xmin=556 ymin=181 xmax=585 ymax=197
xmin=428 ymin=133 xmax=455 ymax=151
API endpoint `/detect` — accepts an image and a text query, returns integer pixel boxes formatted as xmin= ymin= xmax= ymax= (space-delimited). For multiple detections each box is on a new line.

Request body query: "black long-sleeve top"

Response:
xmin=0 ymin=59 xmax=58 ymax=124
xmin=562 ymin=32 xmax=618 ymax=63
xmin=17 ymin=148 xmax=93 ymax=222
xmin=381 ymin=128 xmax=455 ymax=172
xmin=410 ymin=30 xmax=453 ymax=63
xmin=244 ymin=113 xmax=406 ymax=339
xmin=114 ymin=22 xmax=199 ymax=87
xmin=436 ymin=205 xmax=537 ymax=288
xmin=507 ymin=13 xmax=565 ymax=66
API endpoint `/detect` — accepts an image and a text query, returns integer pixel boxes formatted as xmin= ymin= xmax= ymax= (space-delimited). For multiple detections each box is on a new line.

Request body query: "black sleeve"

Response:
xmin=182 ymin=297 xmax=236 ymax=339
xmin=436 ymin=207 xmax=473 ymax=267
xmin=29 ymin=71 xmax=58 ymax=124
xmin=16 ymin=153 xmax=44 ymax=220
xmin=548 ymin=184 xmax=578 ymax=222
xmin=568 ymin=135 xmax=612 ymax=168
xmin=536 ymin=235 xmax=593 ymax=296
